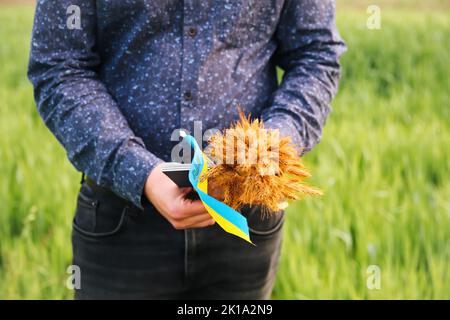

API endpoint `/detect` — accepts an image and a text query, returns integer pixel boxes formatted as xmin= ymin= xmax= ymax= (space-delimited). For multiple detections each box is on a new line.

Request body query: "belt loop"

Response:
xmin=80 ymin=173 xmax=85 ymax=184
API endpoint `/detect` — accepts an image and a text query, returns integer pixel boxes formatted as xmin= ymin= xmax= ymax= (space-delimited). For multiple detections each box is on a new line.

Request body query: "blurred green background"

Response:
xmin=0 ymin=1 xmax=449 ymax=299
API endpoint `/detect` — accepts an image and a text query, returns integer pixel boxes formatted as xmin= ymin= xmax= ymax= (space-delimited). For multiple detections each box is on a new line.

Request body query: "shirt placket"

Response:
xmin=181 ymin=0 xmax=199 ymax=283
xmin=180 ymin=0 xmax=199 ymax=130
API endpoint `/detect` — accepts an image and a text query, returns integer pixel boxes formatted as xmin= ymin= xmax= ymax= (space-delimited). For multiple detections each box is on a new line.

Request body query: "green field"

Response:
xmin=0 ymin=4 xmax=449 ymax=299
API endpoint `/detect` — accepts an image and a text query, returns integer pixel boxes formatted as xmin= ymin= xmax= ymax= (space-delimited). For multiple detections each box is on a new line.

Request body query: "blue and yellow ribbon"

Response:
xmin=181 ymin=132 xmax=253 ymax=244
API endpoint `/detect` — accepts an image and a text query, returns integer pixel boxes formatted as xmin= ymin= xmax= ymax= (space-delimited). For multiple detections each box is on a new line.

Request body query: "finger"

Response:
xmin=172 ymin=214 xmax=213 ymax=229
xmin=187 ymin=218 xmax=216 ymax=229
xmin=177 ymin=199 xmax=208 ymax=217
xmin=181 ymin=213 xmax=212 ymax=226
xmin=178 ymin=187 xmax=193 ymax=196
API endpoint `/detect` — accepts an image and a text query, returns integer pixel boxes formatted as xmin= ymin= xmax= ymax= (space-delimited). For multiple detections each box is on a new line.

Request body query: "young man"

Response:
xmin=28 ymin=0 xmax=345 ymax=299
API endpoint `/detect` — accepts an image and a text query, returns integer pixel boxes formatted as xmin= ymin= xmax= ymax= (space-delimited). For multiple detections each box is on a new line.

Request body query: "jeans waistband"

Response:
xmin=84 ymin=175 xmax=118 ymax=199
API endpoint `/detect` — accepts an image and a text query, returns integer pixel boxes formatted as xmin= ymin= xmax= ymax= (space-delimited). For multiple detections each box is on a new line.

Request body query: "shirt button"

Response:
xmin=183 ymin=90 xmax=193 ymax=101
xmin=187 ymin=26 xmax=197 ymax=37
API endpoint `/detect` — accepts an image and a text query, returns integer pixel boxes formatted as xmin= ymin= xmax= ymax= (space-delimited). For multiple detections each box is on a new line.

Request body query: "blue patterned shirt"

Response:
xmin=28 ymin=0 xmax=346 ymax=208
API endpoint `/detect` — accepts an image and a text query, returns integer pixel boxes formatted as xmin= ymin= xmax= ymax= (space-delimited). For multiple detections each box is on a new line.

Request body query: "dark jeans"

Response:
xmin=72 ymin=182 xmax=284 ymax=300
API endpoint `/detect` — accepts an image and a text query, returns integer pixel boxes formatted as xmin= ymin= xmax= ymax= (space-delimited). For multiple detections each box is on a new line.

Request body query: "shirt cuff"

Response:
xmin=263 ymin=115 xmax=305 ymax=156
xmin=111 ymin=139 xmax=163 ymax=210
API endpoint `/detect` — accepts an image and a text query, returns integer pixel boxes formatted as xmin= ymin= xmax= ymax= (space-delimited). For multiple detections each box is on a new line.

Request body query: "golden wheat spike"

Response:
xmin=204 ymin=108 xmax=322 ymax=213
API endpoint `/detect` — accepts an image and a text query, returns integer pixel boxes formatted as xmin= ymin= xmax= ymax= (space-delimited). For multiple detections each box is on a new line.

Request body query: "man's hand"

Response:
xmin=144 ymin=163 xmax=215 ymax=230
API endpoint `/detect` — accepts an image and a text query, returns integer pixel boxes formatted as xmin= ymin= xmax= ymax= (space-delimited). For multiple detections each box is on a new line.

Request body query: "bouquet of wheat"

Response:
xmin=203 ymin=110 xmax=322 ymax=213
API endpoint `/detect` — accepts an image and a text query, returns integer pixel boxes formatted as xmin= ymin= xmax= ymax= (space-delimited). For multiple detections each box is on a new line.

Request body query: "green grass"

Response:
xmin=0 ymin=6 xmax=449 ymax=299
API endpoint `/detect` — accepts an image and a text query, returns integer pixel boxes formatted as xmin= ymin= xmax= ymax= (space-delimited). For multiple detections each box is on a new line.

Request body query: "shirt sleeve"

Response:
xmin=262 ymin=0 xmax=347 ymax=155
xmin=27 ymin=0 xmax=162 ymax=208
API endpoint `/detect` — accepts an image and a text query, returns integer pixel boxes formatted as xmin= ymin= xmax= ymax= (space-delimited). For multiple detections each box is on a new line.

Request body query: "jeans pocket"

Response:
xmin=72 ymin=184 xmax=128 ymax=239
xmin=242 ymin=205 xmax=285 ymax=237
